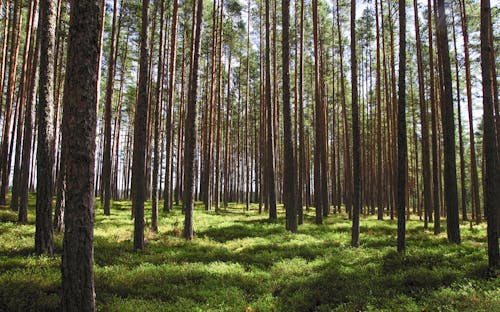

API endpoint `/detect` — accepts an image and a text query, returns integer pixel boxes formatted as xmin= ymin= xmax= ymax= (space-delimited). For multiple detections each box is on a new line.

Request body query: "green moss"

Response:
xmin=0 ymin=197 xmax=498 ymax=311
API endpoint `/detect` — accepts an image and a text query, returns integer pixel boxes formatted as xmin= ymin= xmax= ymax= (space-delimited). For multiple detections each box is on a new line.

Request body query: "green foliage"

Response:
xmin=0 ymin=196 xmax=498 ymax=311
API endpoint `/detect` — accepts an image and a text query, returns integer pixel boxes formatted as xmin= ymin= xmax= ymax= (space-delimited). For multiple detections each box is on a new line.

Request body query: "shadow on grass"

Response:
xmin=274 ymin=250 xmax=469 ymax=312
xmin=197 ymin=222 xmax=285 ymax=243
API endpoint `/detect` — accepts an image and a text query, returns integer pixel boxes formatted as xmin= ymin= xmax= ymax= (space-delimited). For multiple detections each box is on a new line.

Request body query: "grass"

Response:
xmin=0 ymin=195 xmax=499 ymax=311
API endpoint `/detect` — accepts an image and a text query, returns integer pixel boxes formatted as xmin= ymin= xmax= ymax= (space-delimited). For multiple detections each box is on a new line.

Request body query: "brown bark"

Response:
xmin=351 ymin=0 xmax=361 ymax=247
xmin=282 ymin=0 xmax=296 ymax=232
xmin=163 ymin=0 xmax=179 ymax=212
xmin=19 ymin=2 xmax=41 ymax=224
xmin=152 ymin=0 xmax=165 ymax=232
xmin=397 ymin=0 xmax=406 ymax=252
xmin=61 ymin=1 xmax=101 ymax=309
xmin=458 ymin=0 xmax=481 ymax=224
xmin=35 ymin=0 xmax=57 ymax=255
xmin=428 ymin=0 xmax=440 ymax=233
xmin=183 ymin=0 xmax=204 ymax=240
xmin=11 ymin=0 xmax=37 ymax=212
xmin=0 ymin=0 xmax=22 ymax=205
xmin=102 ymin=0 xmax=120 ymax=216
xmin=480 ymin=0 xmax=499 ymax=269
xmin=265 ymin=0 xmax=277 ymax=221
xmin=132 ymin=0 xmax=150 ymax=250
xmin=436 ymin=0 xmax=460 ymax=244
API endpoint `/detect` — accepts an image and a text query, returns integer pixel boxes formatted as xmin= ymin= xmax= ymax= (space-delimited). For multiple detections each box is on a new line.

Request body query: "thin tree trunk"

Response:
xmin=459 ymin=0 xmax=481 ymax=224
xmin=19 ymin=3 xmax=41 ymax=224
xmin=397 ymin=0 xmax=407 ymax=253
xmin=101 ymin=0 xmax=120 ymax=216
xmin=351 ymin=0 xmax=361 ymax=247
xmin=428 ymin=0 xmax=440 ymax=234
xmin=265 ymin=0 xmax=277 ymax=221
xmin=0 ymin=0 xmax=22 ymax=205
xmin=11 ymin=0 xmax=37 ymax=212
xmin=152 ymin=0 xmax=165 ymax=232
xmin=163 ymin=0 xmax=179 ymax=212
xmin=282 ymin=0 xmax=296 ymax=232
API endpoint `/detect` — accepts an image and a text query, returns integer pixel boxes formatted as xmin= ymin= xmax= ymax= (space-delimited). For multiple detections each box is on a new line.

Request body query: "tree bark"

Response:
xmin=265 ymin=0 xmax=277 ymax=221
xmin=0 ymin=0 xmax=22 ymax=205
xmin=397 ymin=0 xmax=407 ymax=253
xmin=101 ymin=0 xmax=120 ymax=216
xmin=282 ymin=0 xmax=296 ymax=232
xmin=35 ymin=0 xmax=57 ymax=255
xmin=480 ymin=0 xmax=499 ymax=269
xmin=436 ymin=0 xmax=460 ymax=244
xmin=351 ymin=0 xmax=361 ymax=247
xmin=183 ymin=0 xmax=203 ymax=240
xmin=61 ymin=1 xmax=101 ymax=310
xmin=132 ymin=0 xmax=150 ymax=250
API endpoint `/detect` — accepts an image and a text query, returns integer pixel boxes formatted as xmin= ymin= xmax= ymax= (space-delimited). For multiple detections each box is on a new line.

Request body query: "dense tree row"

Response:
xmin=0 ymin=0 xmax=498 ymax=309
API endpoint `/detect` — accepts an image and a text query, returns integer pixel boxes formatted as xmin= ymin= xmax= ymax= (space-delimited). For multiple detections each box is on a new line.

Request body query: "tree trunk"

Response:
xmin=132 ymin=0 xmax=150 ymax=250
xmin=11 ymin=0 xmax=37 ymax=212
xmin=351 ymin=0 xmax=361 ymax=247
xmin=0 ymin=0 xmax=22 ymax=205
xmin=101 ymin=0 xmax=120 ymax=216
xmin=152 ymin=0 xmax=165 ymax=232
xmin=480 ymin=0 xmax=499 ymax=269
xmin=61 ymin=1 xmax=101 ymax=310
xmin=458 ymin=0 xmax=481 ymax=224
xmin=436 ymin=0 xmax=460 ymax=244
xmin=265 ymin=0 xmax=277 ymax=221
xmin=183 ymin=0 xmax=204 ymax=240
xmin=427 ymin=0 xmax=440 ymax=233
xmin=19 ymin=2 xmax=41 ymax=224
xmin=35 ymin=0 xmax=57 ymax=255
xmin=397 ymin=0 xmax=406 ymax=253
xmin=163 ymin=0 xmax=179 ymax=212
xmin=282 ymin=0 xmax=296 ymax=232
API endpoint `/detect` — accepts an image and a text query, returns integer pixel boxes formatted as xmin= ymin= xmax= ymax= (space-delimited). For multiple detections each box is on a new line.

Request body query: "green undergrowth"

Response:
xmin=0 ymin=196 xmax=498 ymax=311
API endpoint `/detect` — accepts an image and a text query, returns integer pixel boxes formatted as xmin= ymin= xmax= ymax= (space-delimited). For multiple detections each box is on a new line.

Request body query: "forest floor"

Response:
xmin=0 ymin=196 xmax=499 ymax=312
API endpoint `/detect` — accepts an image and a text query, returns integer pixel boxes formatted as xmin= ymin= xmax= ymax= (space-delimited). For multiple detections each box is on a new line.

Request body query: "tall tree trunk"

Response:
xmin=413 ymin=0 xmax=433 ymax=229
xmin=102 ymin=0 xmax=120 ymax=216
xmin=61 ymin=1 xmax=101 ymax=310
xmin=458 ymin=0 xmax=481 ymax=224
xmin=152 ymin=0 xmax=165 ymax=232
xmin=480 ymin=0 xmax=500 ymax=269
xmin=265 ymin=0 xmax=277 ymax=221
xmin=19 ymin=3 xmax=41 ymax=224
xmin=451 ymin=7 xmax=467 ymax=221
xmin=397 ymin=0 xmax=407 ymax=253
xmin=312 ymin=0 xmax=327 ymax=224
xmin=0 ymin=0 xmax=22 ymax=205
xmin=436 ymin=0 xmax=460 ymax=244
xmin=351 ymin=0 xmax=361 ymax=247
xmin=35 ymin=0 xmax=57 ymax=255
xmin=297 ymin=0 xmax=305 ymax=224
xmin=336 ymin=0 xmax=352 ymax=218
xmin=375 ymin=0 xmax=385 ymax=221
xmin=183 ymin=0 xmax=204 ymax=240
xmin=163 ymin=0 xmax=179 ymax=212
xmin=132 ymin=0 xmax=150 ymax=250
xmin=11 ymin=0 xmax=37 ymax=212
xmin=245 ymin=0 xmax=251 ymax=211
xmin=428 ymin=0 xmax=440 ymax=233
xmin=282 ymin=0 xmax=296 ymax=232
